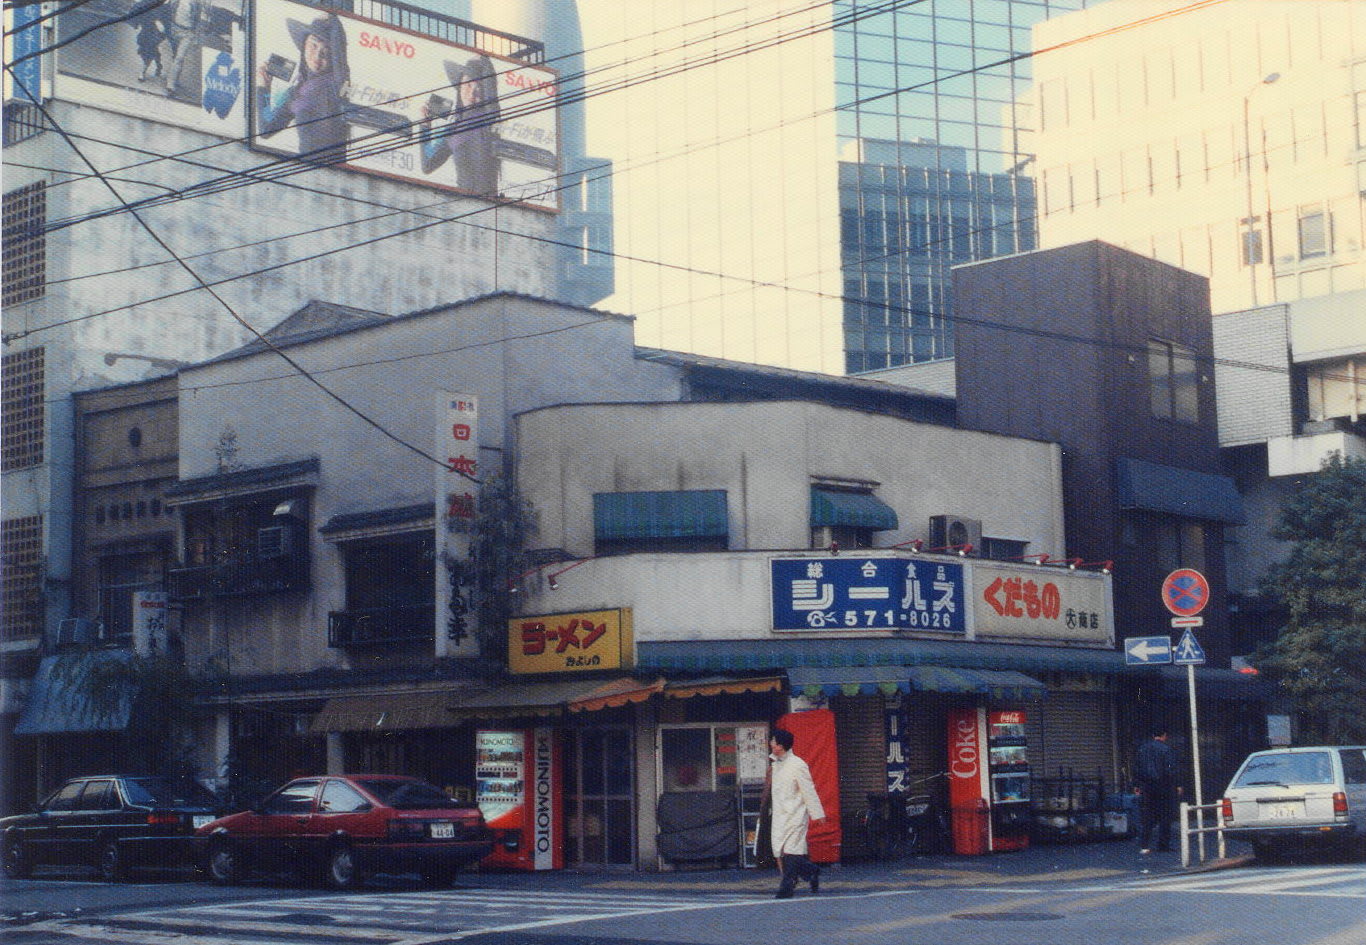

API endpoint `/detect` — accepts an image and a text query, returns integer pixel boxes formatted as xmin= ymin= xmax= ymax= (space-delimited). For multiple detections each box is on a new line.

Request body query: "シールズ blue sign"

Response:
xmin=770 ymin=557 xmax=965 ymax=633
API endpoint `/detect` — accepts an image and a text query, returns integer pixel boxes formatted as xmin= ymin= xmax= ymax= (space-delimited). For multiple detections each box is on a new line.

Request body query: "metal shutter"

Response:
xmin=1031 ymin=691 xmax=1117 ymax=784
xmin=832 ymin=694 xmax=886 ymax=860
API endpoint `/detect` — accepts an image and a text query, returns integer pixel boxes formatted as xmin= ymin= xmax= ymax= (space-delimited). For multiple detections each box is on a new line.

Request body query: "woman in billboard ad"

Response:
xmin=418 ymin=54 xmax=502 ymax=196
xmin=255 ymin=12 xmax=351 ymax=165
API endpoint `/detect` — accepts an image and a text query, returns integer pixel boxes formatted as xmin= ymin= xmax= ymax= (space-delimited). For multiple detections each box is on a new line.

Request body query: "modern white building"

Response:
xmin=1029 ymin=0 xmax=1365 ymax=313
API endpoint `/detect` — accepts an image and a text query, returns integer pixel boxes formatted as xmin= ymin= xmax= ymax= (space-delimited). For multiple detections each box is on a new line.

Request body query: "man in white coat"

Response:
xmin=769 ymin=727 xmax=826 ymax=899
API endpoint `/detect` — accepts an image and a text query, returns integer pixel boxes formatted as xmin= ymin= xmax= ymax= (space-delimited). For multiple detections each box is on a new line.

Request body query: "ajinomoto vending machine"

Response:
xmin=947 ymin=707 xmax=1031 ymax=853
xmin=476 ymin=728 xmax=563 ymax=870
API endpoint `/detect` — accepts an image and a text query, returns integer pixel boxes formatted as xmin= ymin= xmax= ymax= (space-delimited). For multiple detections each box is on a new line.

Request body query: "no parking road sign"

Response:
xmin=1161 ymin=568 xmax=1210 ymax=618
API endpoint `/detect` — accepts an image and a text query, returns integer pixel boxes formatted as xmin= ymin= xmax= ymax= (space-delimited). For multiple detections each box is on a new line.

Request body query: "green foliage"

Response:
xmin=1255 ymin=455 xmax=1366 ymax=743
xmin=467 ymin=473 xmax=539 ymax=663
xmin=58 ymin=651 xmax=221 ymax=778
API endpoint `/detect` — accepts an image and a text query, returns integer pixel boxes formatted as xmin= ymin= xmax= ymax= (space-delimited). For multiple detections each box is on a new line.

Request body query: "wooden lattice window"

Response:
xmin=2 ymin=347 xmax=44 ymax=471
xmin=1 ymin=515 xmax=43 ymax=641
xmin=3 ymin=182 xmax=46 ymax=305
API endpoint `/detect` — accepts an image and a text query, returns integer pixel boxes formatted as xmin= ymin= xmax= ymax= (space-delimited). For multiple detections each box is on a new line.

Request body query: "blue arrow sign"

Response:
xmin=1125 ymin=635 xmax=1172 ymax=665
xmin=1173 ymin=628 xmax=1206 ymax=665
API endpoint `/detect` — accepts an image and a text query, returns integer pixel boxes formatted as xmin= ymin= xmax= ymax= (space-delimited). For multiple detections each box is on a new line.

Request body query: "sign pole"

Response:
xmin=1186 ymin=661 xmax=1205 ymax=861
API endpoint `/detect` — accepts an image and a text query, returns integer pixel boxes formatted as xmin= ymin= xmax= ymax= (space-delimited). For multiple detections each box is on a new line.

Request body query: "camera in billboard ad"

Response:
xmin=55 ymin=0 xmax=248 ymax=135
xmin=250 ymin=0 xmax=560 ymax=209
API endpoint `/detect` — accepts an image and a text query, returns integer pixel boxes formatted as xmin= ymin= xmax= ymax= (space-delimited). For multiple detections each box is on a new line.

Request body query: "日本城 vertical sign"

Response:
xmin=435 ymin=392 xmax=479 ymax=658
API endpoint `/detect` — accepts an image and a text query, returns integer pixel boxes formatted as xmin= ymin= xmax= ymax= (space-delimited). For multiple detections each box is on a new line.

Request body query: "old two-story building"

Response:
xmin=60 ymin=286 xmax=1141 ymax=870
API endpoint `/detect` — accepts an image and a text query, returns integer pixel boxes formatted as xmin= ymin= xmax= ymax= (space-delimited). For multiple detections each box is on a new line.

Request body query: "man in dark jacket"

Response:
xmin=1134 ymin=728 xmax=1183 ymax=853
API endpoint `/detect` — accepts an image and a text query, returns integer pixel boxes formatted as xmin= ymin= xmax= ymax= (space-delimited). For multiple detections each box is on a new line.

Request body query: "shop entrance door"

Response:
xmin=564 ymin=726 xmax=634 ymax=867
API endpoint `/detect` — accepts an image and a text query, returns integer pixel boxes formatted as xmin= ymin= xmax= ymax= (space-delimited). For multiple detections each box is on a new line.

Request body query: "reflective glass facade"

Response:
xmin=835 ymin=0 xmax=1098 ymax=372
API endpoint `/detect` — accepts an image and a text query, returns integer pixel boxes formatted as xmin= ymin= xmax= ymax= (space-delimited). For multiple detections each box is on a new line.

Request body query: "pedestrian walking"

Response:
xmin=1134 ymin=727 xmax=1183 ymax=853
xmin=768 ymin=727 xmax=825 ymax=899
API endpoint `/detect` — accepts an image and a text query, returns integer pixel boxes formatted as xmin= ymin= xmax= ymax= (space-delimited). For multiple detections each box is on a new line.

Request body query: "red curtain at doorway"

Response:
xmin=777 ymin=708 xmax=841 ymax=864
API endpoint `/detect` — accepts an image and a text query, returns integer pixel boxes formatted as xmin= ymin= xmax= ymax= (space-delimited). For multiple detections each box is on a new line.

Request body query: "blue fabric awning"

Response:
xmin=14 ymin=652 xmax=135 ymax=736
xmin=810 ymin=487 xmax=898 ymax=530
xmin=593 ymin=490 xmax=728 ymax=539
xmin=1116 ymin=457 xmax=1245 ymax=525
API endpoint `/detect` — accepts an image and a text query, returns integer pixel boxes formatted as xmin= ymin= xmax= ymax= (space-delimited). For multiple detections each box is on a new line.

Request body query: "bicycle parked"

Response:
xmin=859 ymin=773 xmax=950 ymax=860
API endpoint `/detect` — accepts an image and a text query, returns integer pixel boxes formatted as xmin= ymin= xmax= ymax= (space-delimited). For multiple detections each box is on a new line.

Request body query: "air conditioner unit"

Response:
xmin=57 ymin=617 xmax=103 ymax=648
xmin=257 ymin=525 xmax=292 ymax=559
xmin=928 ymin=514 xmax=982 ymax=551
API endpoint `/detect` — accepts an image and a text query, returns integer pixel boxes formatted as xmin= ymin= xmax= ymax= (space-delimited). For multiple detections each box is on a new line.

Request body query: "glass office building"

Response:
xmin=835 ymin=0 xmax=1097 ymax=372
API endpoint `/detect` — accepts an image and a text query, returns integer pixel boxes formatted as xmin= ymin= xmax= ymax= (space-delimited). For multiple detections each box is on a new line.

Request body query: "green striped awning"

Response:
xmin=593 ymin=490 xmax=728 ymax=539
xmin=787 ymin=665 xmax=910 ymax=699
xmin=810 ymin=487 xmax=898 ymax=530
xmin=906 ymin=666 xmax=1046 ymax=701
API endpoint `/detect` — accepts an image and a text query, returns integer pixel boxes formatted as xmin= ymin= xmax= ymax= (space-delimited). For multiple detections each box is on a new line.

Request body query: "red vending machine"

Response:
xmin=946 ymin=707 xmax=1031 ymax=853
xmin=985 ymin=710 xmax=1031 ymax=851
xmin=476 ymin=728 xmax=563 ymax=870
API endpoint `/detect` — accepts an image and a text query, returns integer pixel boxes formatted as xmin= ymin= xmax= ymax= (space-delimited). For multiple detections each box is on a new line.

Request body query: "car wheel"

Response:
xmin=2 ymin=840 xmax=32 ymax=879
xmin=324 ymin=844 xmax=361 ymax=891
xmin=98 ymin=840 xmax=127 ymax=883
xmin=207 ymin=840 xmax=243 ymax=885
xmin=420 ymin=865 xmax=458 ymax=888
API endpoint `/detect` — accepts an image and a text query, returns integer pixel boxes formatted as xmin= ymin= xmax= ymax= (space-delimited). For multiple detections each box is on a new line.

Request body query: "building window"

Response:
xmin=1154 ymin=520 xmax=1206 ymax=575
xmin=2 ymin=182 xmax=46 ymax=306
xmin=1149 ymin=339 xmax=1200 ymax=424
xmin=1297 ymin=209 xmax=1330 ymax=259
xmin=1240 ymin=227 xmax=1264 ymax=266
xmin=1 ymin=515 xmax=43 ymax=641
xmin=2 ymin=347 xmax=45 ymax=471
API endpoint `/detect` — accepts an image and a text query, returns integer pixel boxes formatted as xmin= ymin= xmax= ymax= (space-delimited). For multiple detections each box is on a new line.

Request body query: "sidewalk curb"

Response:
xmin=1182 ymin=854 xmax=1254 ymax=874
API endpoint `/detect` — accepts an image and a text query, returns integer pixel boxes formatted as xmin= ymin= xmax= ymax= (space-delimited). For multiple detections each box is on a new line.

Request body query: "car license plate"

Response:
xmin=193 ymin=815 xmax=215 ymax=829
xmin=430 ymin=822 xmax=454 ymax=839
xmin=1265 ymin=804 xmax=1299 ymax=819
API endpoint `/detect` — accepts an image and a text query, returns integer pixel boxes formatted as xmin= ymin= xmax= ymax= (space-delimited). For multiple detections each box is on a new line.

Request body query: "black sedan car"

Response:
xmin=1 ymin=774 xmax=222 ymax=881
xmin=198 ymin=775 xmax=492 ymax=889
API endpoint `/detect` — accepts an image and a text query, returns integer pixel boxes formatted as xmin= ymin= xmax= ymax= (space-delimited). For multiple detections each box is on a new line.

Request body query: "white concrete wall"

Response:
xmin=516 ymin=400 xmax=1065 ymax=557
xmin=173 ymin=296 xmax=686 ymax=674
xmin=508 ymin=551 xmax=1111 ymax=647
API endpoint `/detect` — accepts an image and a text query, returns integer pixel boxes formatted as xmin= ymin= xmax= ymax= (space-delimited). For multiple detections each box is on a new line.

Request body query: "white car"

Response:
xmin=1220 ymin=746 xmax=1366 ymax=859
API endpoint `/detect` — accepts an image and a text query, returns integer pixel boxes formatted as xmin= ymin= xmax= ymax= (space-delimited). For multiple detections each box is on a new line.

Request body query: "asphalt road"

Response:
xmin=3 ymin=842 xmax=1362 ymax=945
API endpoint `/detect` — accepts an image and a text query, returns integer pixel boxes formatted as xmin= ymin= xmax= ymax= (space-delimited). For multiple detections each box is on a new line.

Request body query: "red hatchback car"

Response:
xmin=197 ymin=775 xmax=492 ymax=889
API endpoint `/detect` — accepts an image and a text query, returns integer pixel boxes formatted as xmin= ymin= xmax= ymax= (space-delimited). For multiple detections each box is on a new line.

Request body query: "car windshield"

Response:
xmin=123 ymin=777 xmax=219 ymax=807
xmin=1234 ymin=751 xmax=1334 ymax=787
xmin=357 ymin=779 xmax=469 ymax=810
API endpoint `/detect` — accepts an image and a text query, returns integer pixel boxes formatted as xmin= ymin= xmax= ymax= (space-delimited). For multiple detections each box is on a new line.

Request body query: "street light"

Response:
xmin=1242 ymin=72 xmax=1280 ymax=306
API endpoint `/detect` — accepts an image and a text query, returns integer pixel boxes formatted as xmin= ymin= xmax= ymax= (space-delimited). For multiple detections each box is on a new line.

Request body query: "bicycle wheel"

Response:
xmin=860 ymin=807 xmax=887 ymax=860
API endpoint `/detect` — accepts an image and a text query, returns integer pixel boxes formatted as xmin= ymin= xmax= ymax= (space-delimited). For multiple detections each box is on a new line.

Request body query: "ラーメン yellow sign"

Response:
xmin=508 ymin=609 xmax=633 ymax=675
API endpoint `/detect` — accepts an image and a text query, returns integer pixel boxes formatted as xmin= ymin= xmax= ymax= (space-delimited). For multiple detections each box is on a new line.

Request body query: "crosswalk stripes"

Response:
xmin=1087 ymin=865 xmax=1366 ymax=899
xmin=20 ymin=886 xmax=767 ymax=945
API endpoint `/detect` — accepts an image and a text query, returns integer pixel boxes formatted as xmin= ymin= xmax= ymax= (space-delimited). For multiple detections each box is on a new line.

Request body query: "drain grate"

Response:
xmin=951 ymin=912 xmax=1064 ymax=922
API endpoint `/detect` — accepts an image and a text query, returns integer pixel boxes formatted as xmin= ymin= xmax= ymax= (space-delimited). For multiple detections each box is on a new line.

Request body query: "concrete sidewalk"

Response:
xmin=485 ymin=837 xmax=1253 ymax=895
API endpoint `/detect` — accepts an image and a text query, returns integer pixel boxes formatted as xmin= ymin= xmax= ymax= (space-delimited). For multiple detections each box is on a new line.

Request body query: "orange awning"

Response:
xmin=664 ymin=676 xmax=785 ymax=699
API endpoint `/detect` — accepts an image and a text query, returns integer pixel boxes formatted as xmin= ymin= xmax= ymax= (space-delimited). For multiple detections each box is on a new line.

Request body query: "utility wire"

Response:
xmin=4 ymin=65 xmax=478 ymax=481
xmin=6 ymin=0 xmax=163 ymax=67
xmin=2 ymin=0 xmax=96 ymax=36
xmin=36 ymin=0 xmax=923 ymax=234
xmin=8 ymin=0 xmax=1247 ymax=342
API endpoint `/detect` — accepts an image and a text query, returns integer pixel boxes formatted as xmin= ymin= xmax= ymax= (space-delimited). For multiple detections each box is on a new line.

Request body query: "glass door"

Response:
xmin=564 ymin=727 xmax=634 ymax=867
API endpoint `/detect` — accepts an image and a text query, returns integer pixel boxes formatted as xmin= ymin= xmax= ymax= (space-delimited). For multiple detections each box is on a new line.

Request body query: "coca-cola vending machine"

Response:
xmin=476 ymin=728 xmax=563 ymax=870
xmin=947 ymin=707 xmax=1031 ymax=853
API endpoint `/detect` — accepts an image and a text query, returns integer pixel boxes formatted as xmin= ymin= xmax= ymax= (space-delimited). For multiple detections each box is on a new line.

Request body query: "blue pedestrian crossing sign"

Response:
xmin=1173 ymin=628 xmax=1206 ymax=665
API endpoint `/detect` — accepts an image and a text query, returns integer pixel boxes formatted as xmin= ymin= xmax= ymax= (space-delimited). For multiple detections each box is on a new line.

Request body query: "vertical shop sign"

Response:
xmin=435 ymin=392 xmax=479 ymax=658
xmin=532 ymin=727 xmax=555 ymax=870
xmin=131 ymin=591 xmax=170 ymax=656
xmin=884 ymin=696 xmax=909 ymax=793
